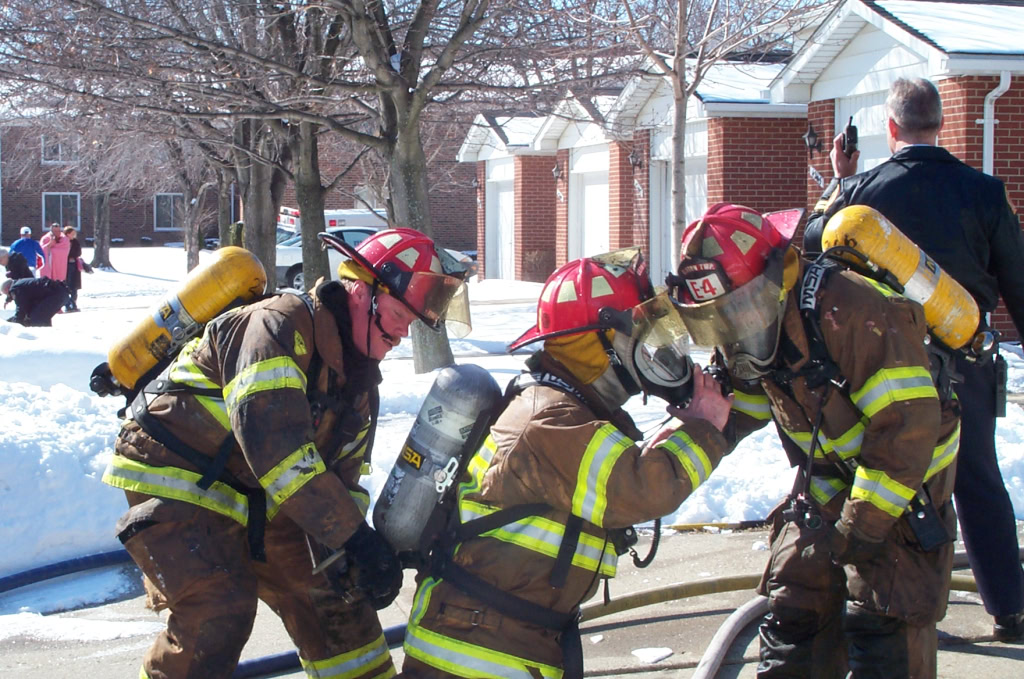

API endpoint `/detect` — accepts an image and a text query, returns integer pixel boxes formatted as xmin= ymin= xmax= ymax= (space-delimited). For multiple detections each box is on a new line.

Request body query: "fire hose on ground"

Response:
xmin=2 ymin=546 xmax=1022 ymax=678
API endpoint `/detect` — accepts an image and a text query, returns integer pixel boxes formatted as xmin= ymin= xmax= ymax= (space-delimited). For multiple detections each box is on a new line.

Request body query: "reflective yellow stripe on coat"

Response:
xmin=806 ymin=425 xmax=960 ymax=513
xmin=404 ymin=577 xmax=564 ymax=679
xmin=457 ymin=435 xmax=617 ymax=576
xmin=732 ymin=389 xmax=772 ymax=421
xmin=657 ymin=429 xmax=715 ymax=490
xmin=572 ymin=424 xmax=632 ymax=528
xmin=224 ymin=356 xmax=307 ymax=415
xmin=459 ymin=500 xmax=616 ymax=577
xmin=103 ymin=455 xmax=251 ymax=525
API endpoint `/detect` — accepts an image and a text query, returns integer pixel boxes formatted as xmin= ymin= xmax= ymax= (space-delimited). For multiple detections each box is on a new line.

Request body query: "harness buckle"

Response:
xmin=469 ymin=609 xmax=485 ymax=626
xmin=434 ymin=456 xmax=461 ymax=494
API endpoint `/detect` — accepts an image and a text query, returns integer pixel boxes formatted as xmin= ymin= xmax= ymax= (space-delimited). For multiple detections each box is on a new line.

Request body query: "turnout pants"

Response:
xmin=756 ymin=510 xmax=939 ymax=679
xmin=118 ymin=494 xmax=395 ymax=679
xmin=952 ymin=356 xmax=1024 ymax=617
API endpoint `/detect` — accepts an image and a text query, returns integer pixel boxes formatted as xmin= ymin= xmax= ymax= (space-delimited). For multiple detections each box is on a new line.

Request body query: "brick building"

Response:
xmin=0 ymin=125 xmax=206 ymax=247
xmin=1 ymin=124 xmax=476 ymax=253
xmin=460 ymin=62 xmax=808 ymax=287
xmin=772 ymin=0 xmax=1024 ymax=340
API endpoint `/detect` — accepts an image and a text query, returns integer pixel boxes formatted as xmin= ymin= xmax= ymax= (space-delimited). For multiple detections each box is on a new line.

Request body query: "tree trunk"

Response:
xmin=217 ymin=170 xmax=233 ymax=248
xmin=392 ymin=122 xmax=453 ymax=372
xmin=292 ymin=121 xmax=329 ymax=291
xmin=242 ymin=157 xmax=277 ymax=274
xmin=90 ymin=192 xmax=111 ymax=268
xmin=234 ymin=121 xmax=288 ymax=276
xmin=670 ymin=34 xmax=688 ymax=268
xmin=184 ymin=191 xmax=201 ymax=272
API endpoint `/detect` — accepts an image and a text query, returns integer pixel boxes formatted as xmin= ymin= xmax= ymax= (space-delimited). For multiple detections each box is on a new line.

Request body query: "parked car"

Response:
xmin=277 ymin=226 xmax=378 ymax=289
xmin=278 ymin=224 xmax=478 ymax=290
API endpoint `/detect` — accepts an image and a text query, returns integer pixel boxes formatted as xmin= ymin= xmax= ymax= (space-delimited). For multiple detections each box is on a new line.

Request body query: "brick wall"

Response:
xmin=608 ymin=141 xmax=634 ymax=253
xmin=939 ymin=76 xmax=1024 ymax=340
xmin=474 ymin=163 xmax=487 ymax=278
xmin=1 ymin=126 xmax=186 ymax=246
xmin=554 ymin=149 xmax=570 ymax=269
xmin=708 ymin=116 xmax=808 ymax=217
xmin=514 ymin=155 xmax=558 ymax=282
xmin=803 ymin=99 xmax=836 ymax=247
xmin=631 ymin=131 xmax=651 ymax=262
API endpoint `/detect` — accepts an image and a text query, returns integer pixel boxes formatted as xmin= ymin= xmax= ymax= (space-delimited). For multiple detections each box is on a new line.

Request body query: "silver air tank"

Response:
xmin=373 ymin=363 xmax=502 ymax=553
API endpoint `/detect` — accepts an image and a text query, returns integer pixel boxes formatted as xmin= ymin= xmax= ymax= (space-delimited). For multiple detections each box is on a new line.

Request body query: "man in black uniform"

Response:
xmin=804 ymin=77 xmax=1024 ymax=641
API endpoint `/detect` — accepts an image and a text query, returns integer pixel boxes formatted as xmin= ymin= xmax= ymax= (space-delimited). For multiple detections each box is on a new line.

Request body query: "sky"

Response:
xmin=1 ymin=245 xmax=1023 ymax=641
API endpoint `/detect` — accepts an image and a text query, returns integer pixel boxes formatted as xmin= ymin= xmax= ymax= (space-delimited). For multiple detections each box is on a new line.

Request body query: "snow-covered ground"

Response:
xmin=2 ymin=246 xmax=1023 ymax=638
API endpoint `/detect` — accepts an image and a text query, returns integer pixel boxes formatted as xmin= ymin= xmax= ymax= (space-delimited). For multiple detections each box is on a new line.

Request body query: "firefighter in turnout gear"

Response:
xmin=103 ymin=228 xmax=469 ymax=679
xmin=398 ymin=248 xmax=734 ymax=679
xmin=668 ymin=204 xmax=961 ymax=679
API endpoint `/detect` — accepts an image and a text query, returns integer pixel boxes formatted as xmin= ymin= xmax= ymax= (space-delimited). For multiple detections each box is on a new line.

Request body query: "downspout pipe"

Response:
xmin=981 ymin=71 xmax=1011 ymax=176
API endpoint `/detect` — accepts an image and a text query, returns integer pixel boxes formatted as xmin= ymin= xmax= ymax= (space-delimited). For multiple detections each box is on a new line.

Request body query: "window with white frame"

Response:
xmin=42 ymin=193 xmax=80 ymax=230
xmin=41 ymin=135 xmax=79 ymax=164
xmin=154 ymin=193 xmax=185 ymax=231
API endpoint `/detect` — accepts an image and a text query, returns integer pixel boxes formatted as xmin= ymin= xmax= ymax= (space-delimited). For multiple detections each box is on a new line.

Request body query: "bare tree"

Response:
xmin=613 ymin=0 xmax=827 ymax=261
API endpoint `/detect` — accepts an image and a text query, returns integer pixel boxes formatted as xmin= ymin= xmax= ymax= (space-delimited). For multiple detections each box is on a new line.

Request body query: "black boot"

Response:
xmin=994 ymin=612 xmax=1024 ymax=642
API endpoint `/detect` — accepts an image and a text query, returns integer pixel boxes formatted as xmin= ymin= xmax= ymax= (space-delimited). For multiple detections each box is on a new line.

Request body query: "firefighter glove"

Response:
xmin=344 ymin=522 xmax=403 ymax=610
xmin=824 ymin=520 xmax=885 ymax=567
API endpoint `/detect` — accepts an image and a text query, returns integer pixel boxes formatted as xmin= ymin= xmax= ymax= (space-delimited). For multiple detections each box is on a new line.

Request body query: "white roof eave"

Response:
xmin=456 ymin=113 xmax=493 ymax=163
xmin=770 ymin=0 xmax=945 ymax=104
xmin=939 ymin=53 xmax=1024 ymax=76
xmin=702 ymin=102 xmax=809 ymax=118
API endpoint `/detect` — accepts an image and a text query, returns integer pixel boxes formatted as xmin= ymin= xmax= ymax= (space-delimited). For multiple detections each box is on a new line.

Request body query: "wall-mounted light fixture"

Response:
xmin=552 ymin=162 xmax=562 ymax=180
xmin=802 ymin=123 xmax=824 ymax=157
xmin=471 ymin=177 xmax=480 ymax=189
xmin=628 ymin=148 xmax=643 ymax=170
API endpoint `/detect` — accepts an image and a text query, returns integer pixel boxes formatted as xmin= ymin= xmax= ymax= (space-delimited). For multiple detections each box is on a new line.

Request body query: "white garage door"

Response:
xmin=649 ymin=157 xmax=707 ymax=285
xmin=569 ymin=146 xmax=610 ymax=260
xmin=485 ymin=158 xmax=515 ymax=279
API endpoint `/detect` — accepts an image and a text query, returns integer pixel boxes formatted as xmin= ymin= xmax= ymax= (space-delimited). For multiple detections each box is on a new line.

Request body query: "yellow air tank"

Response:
xmin=107 ymin=246 xmax=267 ymax=391
xmin=820 ymin=205 xmax=978 ymax=350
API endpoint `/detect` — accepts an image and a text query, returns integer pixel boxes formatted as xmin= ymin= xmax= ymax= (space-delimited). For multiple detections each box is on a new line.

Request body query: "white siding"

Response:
xmin=812 ymin=23 xmax=929 ymax=101
xmin=836 ymin=92 xmax=891 ymax=172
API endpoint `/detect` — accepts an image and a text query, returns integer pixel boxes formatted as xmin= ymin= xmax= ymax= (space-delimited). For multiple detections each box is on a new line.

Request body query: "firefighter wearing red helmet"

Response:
xmin=104 ymin=228 xmax=466 ymax=678
xmin=398 ymin=248 xmax=733 ymax=679
xmin=667 ymin=204 xmax=961 ymax=679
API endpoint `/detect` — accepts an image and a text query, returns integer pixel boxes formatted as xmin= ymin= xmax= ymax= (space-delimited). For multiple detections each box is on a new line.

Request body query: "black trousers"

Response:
xmin=953 ymin=355 xmax=1024 ymax=617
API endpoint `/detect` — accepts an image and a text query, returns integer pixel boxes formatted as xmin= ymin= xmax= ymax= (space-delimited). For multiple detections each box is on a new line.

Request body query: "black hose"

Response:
xmin=0 ymin=549 xmax=133 ymax=594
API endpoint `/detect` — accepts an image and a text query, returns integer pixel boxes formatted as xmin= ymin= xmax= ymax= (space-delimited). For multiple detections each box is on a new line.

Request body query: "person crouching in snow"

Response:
xmin=398 ymin=248 xmax=733 ymax=679
xmin=2 ymin=277 xmax=70 ymax=326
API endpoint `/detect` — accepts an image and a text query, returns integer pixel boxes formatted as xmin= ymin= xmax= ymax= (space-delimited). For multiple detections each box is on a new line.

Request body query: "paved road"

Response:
xmin=2 ymin=525 xmax=1023 ymax=678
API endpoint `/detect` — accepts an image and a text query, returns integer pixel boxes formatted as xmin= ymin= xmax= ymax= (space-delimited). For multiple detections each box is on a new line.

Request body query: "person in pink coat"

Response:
xmin=39 ymin=222 xmax=70 ymax=281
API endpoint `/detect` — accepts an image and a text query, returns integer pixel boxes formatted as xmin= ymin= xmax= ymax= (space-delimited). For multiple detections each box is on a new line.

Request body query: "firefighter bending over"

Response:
xmin=103 ymin=229 xmax=468 ymax=679
xmin=668 ymin=204 xmax=961 ymax=679
xmin=398 ymin=248 xmax=733 ymax=679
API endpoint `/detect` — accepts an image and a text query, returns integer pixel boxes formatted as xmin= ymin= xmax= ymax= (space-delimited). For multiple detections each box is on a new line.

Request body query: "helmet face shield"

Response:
xmin=673 ymin=252 xmax=786 ymax=380
xmin=402 ymin=271 xmax=472 ymax=338
xmin=321 ymin=230 xmax=472 ymax=338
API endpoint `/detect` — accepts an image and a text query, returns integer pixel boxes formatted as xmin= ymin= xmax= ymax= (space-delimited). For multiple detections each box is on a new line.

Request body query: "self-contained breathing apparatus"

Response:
xmin=771 ymin=205 xmax=995 ymax=551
